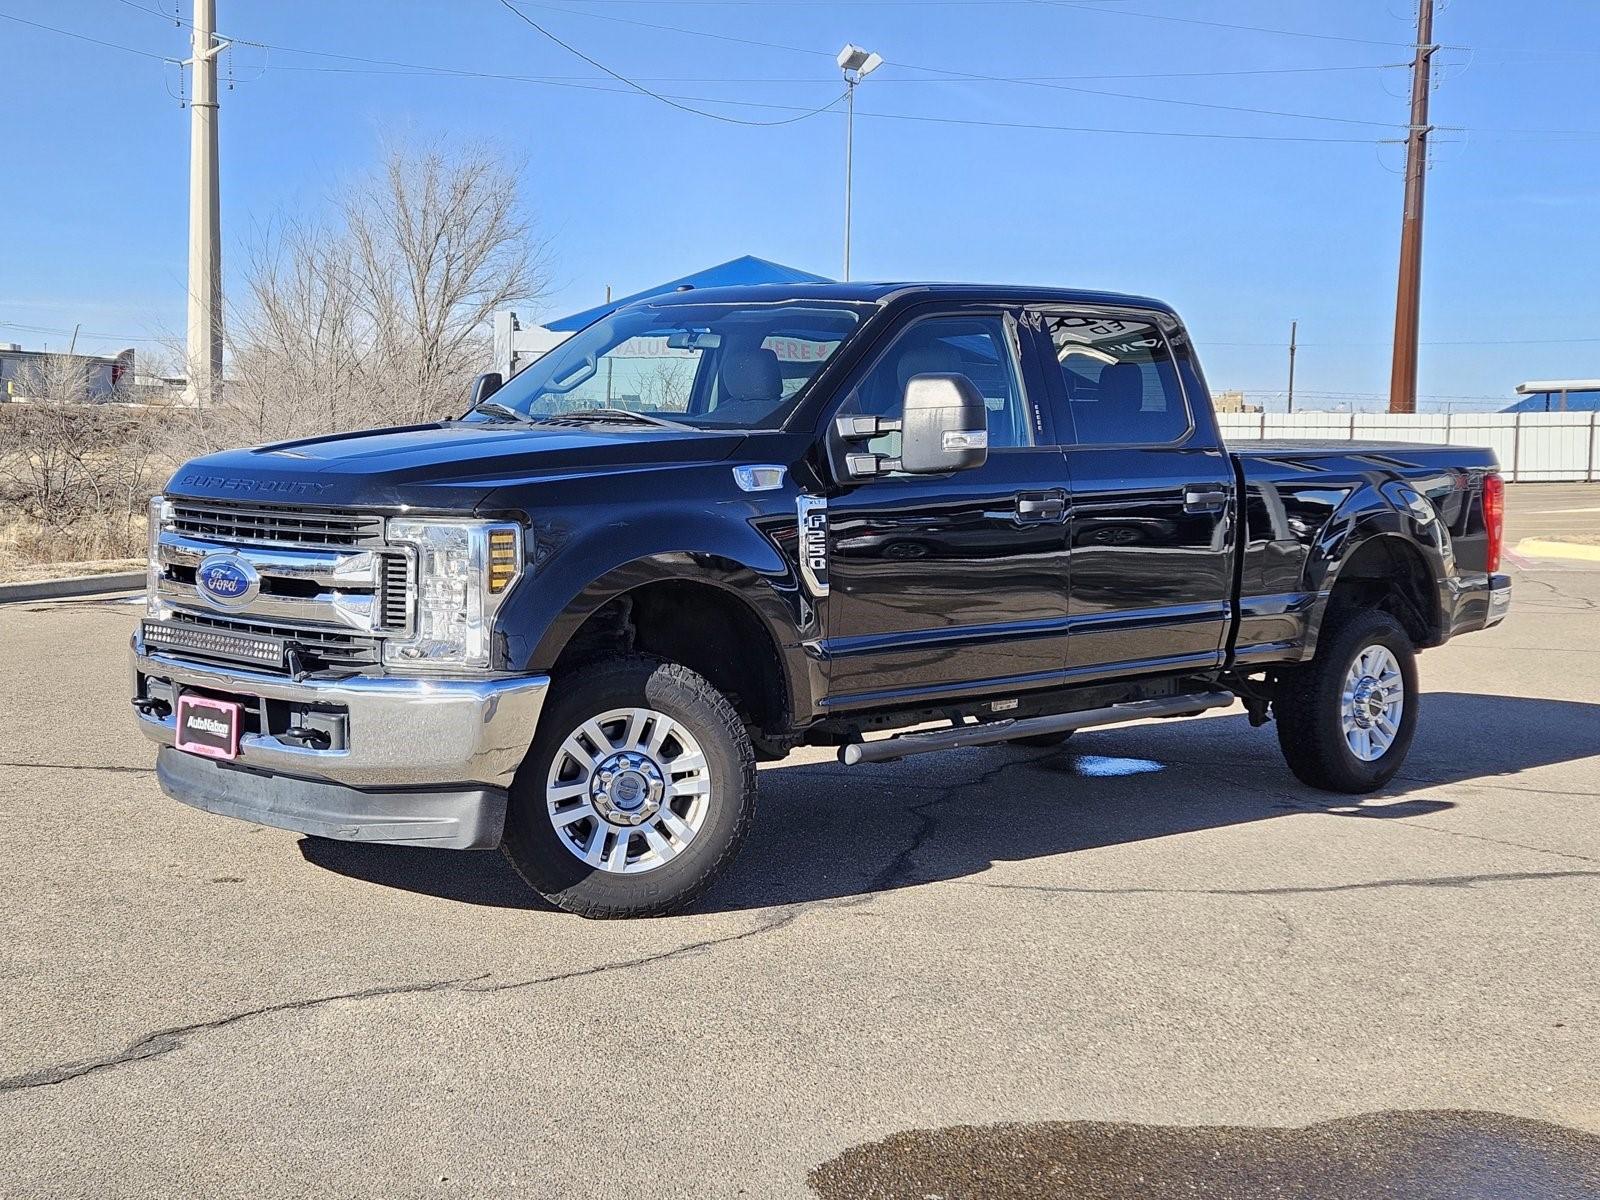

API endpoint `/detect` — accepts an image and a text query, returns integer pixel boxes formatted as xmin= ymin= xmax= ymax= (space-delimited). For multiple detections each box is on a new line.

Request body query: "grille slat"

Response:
xmin=170 ymin=499 xmax=383 ymax=550
xmin=379 ymin=554 xmax=410 ymax=632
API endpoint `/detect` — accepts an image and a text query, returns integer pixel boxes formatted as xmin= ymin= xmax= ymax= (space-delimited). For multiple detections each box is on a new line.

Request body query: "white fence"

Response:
xmin=1217 ymin=411 xmax=1600 ymax=483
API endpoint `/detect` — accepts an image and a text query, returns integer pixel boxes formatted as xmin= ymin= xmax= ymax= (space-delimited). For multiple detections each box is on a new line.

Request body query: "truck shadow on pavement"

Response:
xmin=806 ymin=1110 xmax=1600 ymax=1200
xmin=298 ymin=692 xmax=1600 ymax=913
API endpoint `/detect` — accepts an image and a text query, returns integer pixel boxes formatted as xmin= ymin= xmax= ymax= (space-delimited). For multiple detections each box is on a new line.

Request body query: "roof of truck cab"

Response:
xmin=635 ymin=281 xmax=1178 ymax=314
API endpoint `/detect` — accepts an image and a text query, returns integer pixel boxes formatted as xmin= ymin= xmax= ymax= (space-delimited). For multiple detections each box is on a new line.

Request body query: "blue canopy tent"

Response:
xmin=545 ymin=255 xmax=832 ymax=333
xmin=495 ymin=256 xmax=832 ymax=376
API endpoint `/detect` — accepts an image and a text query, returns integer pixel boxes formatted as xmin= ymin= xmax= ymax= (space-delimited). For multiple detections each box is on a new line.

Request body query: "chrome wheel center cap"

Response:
xmin=591 ymin=752 xmax=666 ymax=826
xmin=1351 ymin=677 xmax=1386 ymax=727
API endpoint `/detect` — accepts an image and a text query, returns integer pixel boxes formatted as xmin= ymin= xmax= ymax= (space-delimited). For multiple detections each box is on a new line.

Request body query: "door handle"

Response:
xmin=1183 ymin=485 xmax=1228 ymax=514
xmin=1016 ymin=490 xmax=1067 ymax=523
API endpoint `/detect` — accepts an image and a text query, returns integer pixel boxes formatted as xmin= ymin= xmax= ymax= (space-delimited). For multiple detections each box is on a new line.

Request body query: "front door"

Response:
xmin=819 ymin=310 xmax=1074 ymax=709
xmin=1031 ymin=309 xmax=1235 ymax=678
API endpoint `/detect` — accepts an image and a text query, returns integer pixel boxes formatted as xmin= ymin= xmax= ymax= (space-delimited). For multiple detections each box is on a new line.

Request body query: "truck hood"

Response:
xmin=165 ymin=421 xmax=746 ymax=511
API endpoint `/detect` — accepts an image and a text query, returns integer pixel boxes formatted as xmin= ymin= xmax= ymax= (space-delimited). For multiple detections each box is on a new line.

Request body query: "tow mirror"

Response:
xmin=467 ymin=372 xmax=504 ymax=409
xmin=835 ymin=373 xmax=989 ymax=479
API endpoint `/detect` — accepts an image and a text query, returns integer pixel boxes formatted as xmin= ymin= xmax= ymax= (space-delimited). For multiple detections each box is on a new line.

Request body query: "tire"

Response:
xmin=1011 ymin=729 xmax=1076 ymax=750
xmin=501 ymin=655 xmax=757 ymax=919
xmin=1274 ymin=609 xmax=1419 ymax=793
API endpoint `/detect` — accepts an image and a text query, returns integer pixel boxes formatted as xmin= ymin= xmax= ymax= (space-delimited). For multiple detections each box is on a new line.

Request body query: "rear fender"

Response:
xmin=1300 ymin=481 xmax=1451 ymax=657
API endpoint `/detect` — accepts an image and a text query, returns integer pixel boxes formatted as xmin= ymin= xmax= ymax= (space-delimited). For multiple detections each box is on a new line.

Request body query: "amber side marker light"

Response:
xmin=489 ymin=529 xmax=518 ymax=594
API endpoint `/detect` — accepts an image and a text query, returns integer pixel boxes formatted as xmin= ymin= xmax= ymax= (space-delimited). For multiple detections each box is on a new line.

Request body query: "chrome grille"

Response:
xmin=170 ymin=499 xmax=384 ymax=550
xmin=153 ymin=498 xmax=411 ymax=673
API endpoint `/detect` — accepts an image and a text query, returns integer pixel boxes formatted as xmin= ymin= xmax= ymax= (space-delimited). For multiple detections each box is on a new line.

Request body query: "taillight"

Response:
xmin=1482 ymin=472 xmax=1505 ymax=574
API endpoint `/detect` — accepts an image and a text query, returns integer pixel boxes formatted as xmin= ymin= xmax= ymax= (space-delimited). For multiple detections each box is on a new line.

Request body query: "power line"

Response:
xmin=0 ymin=10 xmax=168 ymax=59
xmin=1027 ymin=0 xmax=1425 ymax=50
xmin=493 ymin=0 xmax=847 ymax=125
xmin=0 ymin=319 xmax=166 ymax=345
xmin=50 ymin=2 xmax=1600 ymax=141
xmin=517 ymin=2 xmax=1411 ymax=129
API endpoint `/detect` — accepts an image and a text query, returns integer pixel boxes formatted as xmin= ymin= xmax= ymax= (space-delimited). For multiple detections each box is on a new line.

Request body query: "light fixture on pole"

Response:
xmin=837 ymin=43 xmax=883 ymax=283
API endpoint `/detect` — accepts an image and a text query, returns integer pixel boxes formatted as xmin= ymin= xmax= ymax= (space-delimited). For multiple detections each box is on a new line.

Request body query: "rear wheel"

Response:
xmin=1274 ymin=609 xmax=1418 ymax=792
xmin=502 ymin=655 xmax=757 ymax=918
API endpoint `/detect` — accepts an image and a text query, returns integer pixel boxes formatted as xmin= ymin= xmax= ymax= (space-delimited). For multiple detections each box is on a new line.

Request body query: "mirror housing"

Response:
xmin=899 ymin=373 xmax=989 ymax=473
xmin=467 ymin=371 xmax=504 ymax=409
xmin=834 ymin=373 xmax=990 ymax=479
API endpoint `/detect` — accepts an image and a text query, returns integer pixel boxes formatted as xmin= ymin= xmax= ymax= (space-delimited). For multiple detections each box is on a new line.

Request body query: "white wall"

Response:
xmin=1217 ymin=411 xmax=1600 ymax=483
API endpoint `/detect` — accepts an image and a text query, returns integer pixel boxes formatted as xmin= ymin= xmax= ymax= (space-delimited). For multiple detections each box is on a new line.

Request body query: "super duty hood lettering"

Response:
xmin=178 ymin=473 xmax=333 ymax=497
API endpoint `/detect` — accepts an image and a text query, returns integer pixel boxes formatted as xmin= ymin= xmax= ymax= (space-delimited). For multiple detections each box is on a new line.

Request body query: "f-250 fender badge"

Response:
xmin=796 ymin=495 xmax=829 ymax=599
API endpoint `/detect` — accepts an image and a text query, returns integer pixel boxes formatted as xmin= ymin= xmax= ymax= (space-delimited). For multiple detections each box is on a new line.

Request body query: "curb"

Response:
xmin=0 ymin=572 xmax=146 ymax=604
xmin=1515 ymin=538 xmax=1600 ymax=564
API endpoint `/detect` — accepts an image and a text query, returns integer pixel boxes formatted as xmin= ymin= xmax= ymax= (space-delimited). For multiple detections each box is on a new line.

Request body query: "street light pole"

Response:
xmin=837 ymin=44 xmax=883 ymax=283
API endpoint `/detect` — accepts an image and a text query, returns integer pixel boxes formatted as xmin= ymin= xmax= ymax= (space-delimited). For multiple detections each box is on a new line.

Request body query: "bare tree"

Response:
xmin=208 ymin=139 xmax=549 ymax=447
xmin=348 ymin=142 xmax=547 ymax=425
xmin=0 ymin=356 xmax=166 ymax=571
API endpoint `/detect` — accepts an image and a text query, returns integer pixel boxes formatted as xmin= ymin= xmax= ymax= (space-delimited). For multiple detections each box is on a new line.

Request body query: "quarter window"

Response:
xmin=1043 ymin=313 xmax=1190 ymax=445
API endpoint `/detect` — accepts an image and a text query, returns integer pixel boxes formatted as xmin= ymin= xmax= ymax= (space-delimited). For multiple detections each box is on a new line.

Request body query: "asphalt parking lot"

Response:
xmin=2 ymin=485 xmax=1597 ymax=1198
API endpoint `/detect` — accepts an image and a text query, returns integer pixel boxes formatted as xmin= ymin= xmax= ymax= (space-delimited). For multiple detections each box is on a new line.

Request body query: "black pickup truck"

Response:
xmin=132 ymin=283 xmax=1511 ymax=917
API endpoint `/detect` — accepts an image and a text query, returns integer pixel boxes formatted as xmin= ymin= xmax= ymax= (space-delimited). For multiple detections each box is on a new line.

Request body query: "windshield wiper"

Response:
xmin=469 ymin=400 xmax=539 ymax=424
xmin=570 ymin=408 xmax=692 ymax=431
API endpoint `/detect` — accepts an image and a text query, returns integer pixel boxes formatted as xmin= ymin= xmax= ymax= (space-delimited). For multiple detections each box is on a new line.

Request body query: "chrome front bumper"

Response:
xmin=131 ymin=633 xmax=550 ymax=848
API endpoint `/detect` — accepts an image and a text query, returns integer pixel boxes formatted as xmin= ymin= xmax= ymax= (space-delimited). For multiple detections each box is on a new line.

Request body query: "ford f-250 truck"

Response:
xmin=131 ymin=283 xmax=1511 ymax=917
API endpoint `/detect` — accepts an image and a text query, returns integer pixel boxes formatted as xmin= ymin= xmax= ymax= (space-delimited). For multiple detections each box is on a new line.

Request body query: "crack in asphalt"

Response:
xmin=0 ymin=755 xmax=1038 ymax=1098
xmin=0 ymin=761 xmax=151 ymax=774
xmin=962 ymin=869 xmax=1600 ymax=899
xmin=1 ymin=727 xmax=1581 ymax=1097
xmin=0 ymin=974 xmax=490 ymax=1094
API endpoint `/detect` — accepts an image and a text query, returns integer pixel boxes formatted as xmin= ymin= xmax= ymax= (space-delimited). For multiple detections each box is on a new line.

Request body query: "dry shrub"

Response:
xmin=0 ymin=376 xmax=175 ymax=577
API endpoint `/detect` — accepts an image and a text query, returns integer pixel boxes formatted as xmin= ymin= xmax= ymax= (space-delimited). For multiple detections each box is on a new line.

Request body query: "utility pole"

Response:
xmin=1387 ymin=0 xmax=1436 ymax=415
xmin=184 ymin=0 xmax=227 ymax=407
xmin=1286 ymin=319 xmax=1297 ymax=413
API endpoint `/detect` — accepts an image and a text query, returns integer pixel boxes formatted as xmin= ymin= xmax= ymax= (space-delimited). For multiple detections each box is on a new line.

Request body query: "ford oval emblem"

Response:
xmin=195 ymin=553 xmax=260 ymax=610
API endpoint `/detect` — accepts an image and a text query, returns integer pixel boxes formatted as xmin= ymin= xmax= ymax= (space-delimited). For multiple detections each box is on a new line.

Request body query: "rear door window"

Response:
xmin=1040 ymin=313 xmax=1191 ymax=446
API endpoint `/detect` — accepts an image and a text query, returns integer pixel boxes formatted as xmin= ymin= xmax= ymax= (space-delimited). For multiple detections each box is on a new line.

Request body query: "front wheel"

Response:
xmin=1274 ymin=609 xmax=1418 ymax=793
xmin=502 ymin=655 xmax=757 ymax=918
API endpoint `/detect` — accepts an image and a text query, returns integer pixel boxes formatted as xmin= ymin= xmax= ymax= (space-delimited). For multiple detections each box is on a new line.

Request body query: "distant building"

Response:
xmin=1505 ymin=379 xmax=1600 ymax=413
xmin=1212 ymin=389 xmax=1261 ymax=413
xmin=494 ymin=255 xmax=831 ymax=379
xmin=0 ymin=344 xmax=136 ymax=402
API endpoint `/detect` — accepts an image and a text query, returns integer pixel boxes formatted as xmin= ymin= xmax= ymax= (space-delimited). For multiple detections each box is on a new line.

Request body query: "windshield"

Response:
xmin=486 ymin=301 xmax=864 ymax=430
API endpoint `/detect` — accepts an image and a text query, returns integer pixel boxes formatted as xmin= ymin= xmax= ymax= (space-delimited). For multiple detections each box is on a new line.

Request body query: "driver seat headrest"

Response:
xmin=719 ymin=348 xmax=783 ymax=403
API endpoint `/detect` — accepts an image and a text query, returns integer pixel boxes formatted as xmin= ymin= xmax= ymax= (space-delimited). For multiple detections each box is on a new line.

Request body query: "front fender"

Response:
xmin=496 ymin=502 xmax=818 ymax=722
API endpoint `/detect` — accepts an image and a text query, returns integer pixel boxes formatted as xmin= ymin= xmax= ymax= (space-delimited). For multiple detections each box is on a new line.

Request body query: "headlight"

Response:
xmin=382 ymin=519 xmax=523 ymax=671
xmin=146 ymin=494 xmax=173 ymax=618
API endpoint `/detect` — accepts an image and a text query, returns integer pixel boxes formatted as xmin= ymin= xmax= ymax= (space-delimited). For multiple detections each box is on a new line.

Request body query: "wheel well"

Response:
xmin=1324 ymin=536 xmax=1439 ymax=646
xmin=551 ymin=581 xmax=789 ymax=733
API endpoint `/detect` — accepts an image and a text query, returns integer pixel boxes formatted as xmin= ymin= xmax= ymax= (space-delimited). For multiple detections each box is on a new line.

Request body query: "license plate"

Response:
xmin=175 ymin=694 xmax=242 ymax=761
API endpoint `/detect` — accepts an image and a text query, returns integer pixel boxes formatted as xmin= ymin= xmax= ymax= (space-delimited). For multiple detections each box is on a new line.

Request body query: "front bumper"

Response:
xmin=131 ymin=632 xmax=549 ymax=848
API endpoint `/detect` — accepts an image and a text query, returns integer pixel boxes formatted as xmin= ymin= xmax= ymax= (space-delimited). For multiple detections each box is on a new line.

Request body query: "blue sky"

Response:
xmin=3 ymin=0 xmax=1598 ymax=411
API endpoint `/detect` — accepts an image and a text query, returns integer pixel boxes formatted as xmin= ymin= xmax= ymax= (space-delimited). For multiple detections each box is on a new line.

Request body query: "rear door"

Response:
xmin=819 ymin=307 xmax=1074 ymax=708
xmin=1028 ymin=308 xmax=1235 ymax=679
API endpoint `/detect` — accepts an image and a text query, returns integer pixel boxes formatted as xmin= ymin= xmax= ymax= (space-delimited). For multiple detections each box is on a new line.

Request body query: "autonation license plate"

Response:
xmin=174 ymin=693 xmax=242 ymax=761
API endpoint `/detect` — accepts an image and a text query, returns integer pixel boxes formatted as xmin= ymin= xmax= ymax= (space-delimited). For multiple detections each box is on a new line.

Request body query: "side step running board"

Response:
xmin=838 ymin=691 xmax=1236 ymax=766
